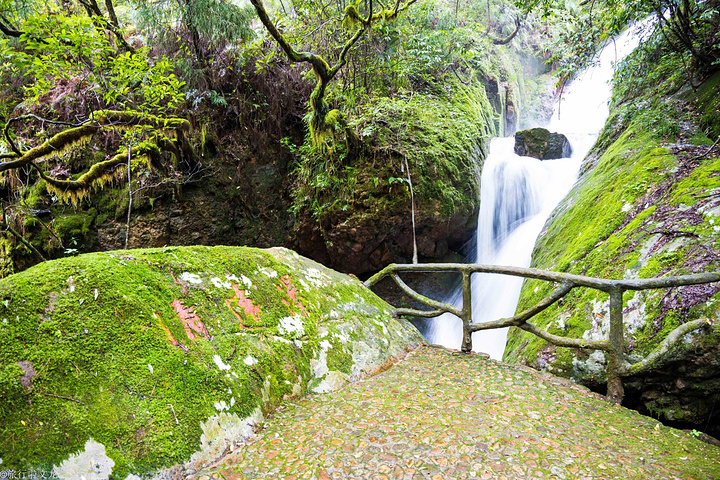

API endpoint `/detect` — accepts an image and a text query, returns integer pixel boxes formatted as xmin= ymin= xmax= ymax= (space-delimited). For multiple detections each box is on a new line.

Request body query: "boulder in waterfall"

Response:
xmin=514 ymin=127 xmax=572 ymax=159
xmin=0 ymin=246 xmax=424 ymax=478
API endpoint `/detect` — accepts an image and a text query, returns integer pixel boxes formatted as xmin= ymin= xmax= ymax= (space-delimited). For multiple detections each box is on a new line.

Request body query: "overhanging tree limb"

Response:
xmin=0 ymin=14 xmax=22 ymax=37
xmin=0 ymin=111 xmax=192 ymax=206
xmin=491 ymin=16 xmax=521 ymax=45
xmin=248 ymin=0 xmax=415 ymax=150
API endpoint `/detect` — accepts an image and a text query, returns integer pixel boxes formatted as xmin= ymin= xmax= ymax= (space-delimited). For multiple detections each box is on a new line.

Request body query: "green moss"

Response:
xmin=24 ymin=180 xmax=49 ymax=210
xmin=524 ymin=127 xmax=675 ymax=275
xmin=292 ymin=79 xmax=493 ymax=225
xmin=54 ymin=210 xmax=98 ymax=241
xmin=325 ymin=340 xmax=354 ymax=375
xmin=669 ymin=157 xmax=720 ymax=207
xmin=691 ymin=71 xmax=720 ymax=140
xmin=0 ymin=245 xmax=421 ymax=477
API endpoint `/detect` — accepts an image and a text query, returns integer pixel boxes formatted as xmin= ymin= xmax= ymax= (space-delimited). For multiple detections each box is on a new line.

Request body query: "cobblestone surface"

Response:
xmin=201 ymin=346 xmax=720 ymax=479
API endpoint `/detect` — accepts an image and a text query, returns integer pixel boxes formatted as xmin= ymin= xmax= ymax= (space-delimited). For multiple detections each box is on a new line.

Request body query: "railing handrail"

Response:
xmin=365 ymin=263 xmax=720 ymax=291
xmin=364 ymin=263 xmax=720 ymax=404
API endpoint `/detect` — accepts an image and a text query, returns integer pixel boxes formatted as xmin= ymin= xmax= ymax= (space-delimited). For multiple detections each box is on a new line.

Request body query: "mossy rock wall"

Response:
xmin=3 ymin=59 xmax=309 ymax=278
xmin=504 ymin=67 xmax=720 ymax=434
xmin=294 ymin=81 xmax=493 ymax=275
xmin=0 ymin=246 xmax=424 ymax=478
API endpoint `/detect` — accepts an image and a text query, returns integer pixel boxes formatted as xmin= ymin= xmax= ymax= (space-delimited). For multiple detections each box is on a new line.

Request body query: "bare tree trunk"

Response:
xmin=104 ymin=0 xmax=120 ymax=27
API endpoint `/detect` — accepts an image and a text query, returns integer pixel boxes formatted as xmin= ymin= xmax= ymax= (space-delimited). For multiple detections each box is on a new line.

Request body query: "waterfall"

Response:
xmin=426 ymin=23 xmax=648 ymax=358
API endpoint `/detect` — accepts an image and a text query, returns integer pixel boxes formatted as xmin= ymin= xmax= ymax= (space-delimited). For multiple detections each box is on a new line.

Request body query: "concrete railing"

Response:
xmin=365 ymin=263 xmax=720 ymax=403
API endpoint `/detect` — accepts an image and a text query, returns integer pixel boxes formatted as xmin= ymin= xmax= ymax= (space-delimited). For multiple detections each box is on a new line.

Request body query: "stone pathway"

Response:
xmin=200 ymin=346 xmax=720 ymax=479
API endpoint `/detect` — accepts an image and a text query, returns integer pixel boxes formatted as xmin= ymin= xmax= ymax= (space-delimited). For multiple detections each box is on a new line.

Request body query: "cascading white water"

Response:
xmin=427 ymin=23 xmax=648 ymax=358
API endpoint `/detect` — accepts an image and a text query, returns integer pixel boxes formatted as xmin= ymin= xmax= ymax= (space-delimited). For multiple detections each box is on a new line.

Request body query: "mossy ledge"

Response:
xmin=505 ymin=63 xmax=720 ymax=433
xmin=0 ymin=245 xmax=424 ymax=478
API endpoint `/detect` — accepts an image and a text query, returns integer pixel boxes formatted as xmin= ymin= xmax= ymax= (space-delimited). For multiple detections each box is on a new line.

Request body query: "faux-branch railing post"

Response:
xmin=364 ymin=264 xmax=720 ymax=404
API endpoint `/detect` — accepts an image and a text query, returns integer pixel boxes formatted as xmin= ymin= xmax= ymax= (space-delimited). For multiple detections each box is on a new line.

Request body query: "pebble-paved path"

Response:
xmin=201 ymin=346 xmax=720 ymax=480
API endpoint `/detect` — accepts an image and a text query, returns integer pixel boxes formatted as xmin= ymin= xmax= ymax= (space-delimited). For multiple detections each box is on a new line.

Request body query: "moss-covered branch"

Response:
xmin=621 ymin=318 xmax=716 ymax=376
xmin=0 ymin=124 xmax=100 ymax=173
xmin=366 ymin=263 xmax=720 ymax=292
xmin=33 ymin=143 xmax=162 ymax=206
xmin=0 ymin=110 xmax=192 ymax=207
xmin=394 ymin=307 xmax=446 ymax=318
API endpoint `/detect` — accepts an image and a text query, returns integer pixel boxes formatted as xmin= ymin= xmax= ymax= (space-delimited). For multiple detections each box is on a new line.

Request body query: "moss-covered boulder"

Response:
xmin=0 ymin=246 xmax=423 ymax=478
xmin=505 ymin=56 xmax=720 ymax=434
xmin=514 ymin=127 xmax=572 ymax=159
xmin=292 ymin=81 xmax=494 ymax=275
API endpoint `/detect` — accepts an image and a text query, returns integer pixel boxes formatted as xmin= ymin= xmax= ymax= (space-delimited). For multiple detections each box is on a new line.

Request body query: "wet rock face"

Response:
xmin=296 ymin=206 xmax=476 ymax=276
xmin=514 ymin=127 xmax=572 ymax=160
xmin=622 ymin=352 xmax=720 ymax=435
xmin=0 ymin=246 xmax=423 ymax=478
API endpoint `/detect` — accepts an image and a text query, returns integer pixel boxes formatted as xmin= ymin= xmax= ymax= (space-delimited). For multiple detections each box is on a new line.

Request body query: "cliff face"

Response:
xmin=293 ymin=81 xmax=493 ymax=275
xmin=505 ymin=46 xmax=720 ymax=434
xmin=4 ymin=37 xmax=555 ymax=278
xmin=5 ymin=78 xmax=488 ymax=278
xmin=0 ymin=246 xmax=423 ymax=478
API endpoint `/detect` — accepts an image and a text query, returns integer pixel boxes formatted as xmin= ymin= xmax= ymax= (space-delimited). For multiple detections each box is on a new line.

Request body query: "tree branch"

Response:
xmin=1 ymin=202 xmax=47 ymax=262
xmin=492 ymin=16 xmax=521 ymax=45
xmin=621 ymin=318 xmax=715 ymax=376
xmin=0 ymin=123 xmax=100 ymax=174
xmin=470 ymin=282 xmax=575 ymax=332
xmin=248 ymin=0 xmax=316 ymax=65
xmin=390 ymin=272 xmax=463 ymax=318
xmin=0 ymin=15 xmax=22 ymax=37
xmin=394 ymin=307 xmax=446 ymax=318
xmin=364 ymin=263 xmax=720 ymax=292
xmin=104 ymin=0 xmax=121 ymax=28
xmin=42 ymin=392 xmax=84 ymax=404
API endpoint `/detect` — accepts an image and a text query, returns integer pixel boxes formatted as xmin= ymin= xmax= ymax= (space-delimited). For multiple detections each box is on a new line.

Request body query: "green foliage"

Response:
xmin=527 ymin=0 xmax=719 ymax=85
xmin=129 ymin=0 xmax=255 ymax=55
xmin=12 ymin=14 xmax=184 ymax=112
xmin=290 ymin=80 xmax=494 ymax=221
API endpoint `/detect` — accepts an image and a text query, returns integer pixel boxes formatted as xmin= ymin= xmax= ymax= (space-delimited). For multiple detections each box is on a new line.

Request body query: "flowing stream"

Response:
xmin=426 ymin=24 xmax=647 ymax=358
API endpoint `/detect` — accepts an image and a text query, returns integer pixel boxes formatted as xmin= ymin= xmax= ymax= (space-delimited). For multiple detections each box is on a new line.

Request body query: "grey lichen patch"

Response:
xmin=309 ymin=339 xmax=351 ymax=393
xmin=572 ymin=350 xmax=607 ymax=382
xmin=187 ymin=409 xmax=265 ymax=469
xmin=277 ymin=315 xmax=305 ymax=338
xmin=53 ymin=439 xmax=115 ymax=480
xmin=17 ymin=360 xmax=36 ymax=390
xmin=312 ymin=371 xmax=351 ymax=394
